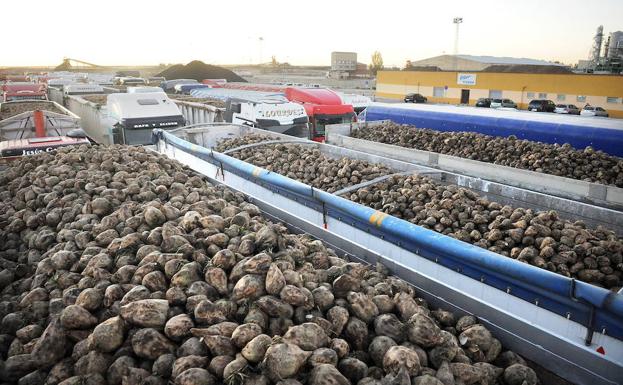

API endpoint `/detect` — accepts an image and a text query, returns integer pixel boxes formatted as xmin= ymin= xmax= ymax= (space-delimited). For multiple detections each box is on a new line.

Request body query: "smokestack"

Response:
xmin=590 ymin=25 xmax=604 ymax=64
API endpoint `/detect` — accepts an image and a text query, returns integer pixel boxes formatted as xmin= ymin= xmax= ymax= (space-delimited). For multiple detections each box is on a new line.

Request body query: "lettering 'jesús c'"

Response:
xmin=21 ymin=147 xmax=54 ymax=156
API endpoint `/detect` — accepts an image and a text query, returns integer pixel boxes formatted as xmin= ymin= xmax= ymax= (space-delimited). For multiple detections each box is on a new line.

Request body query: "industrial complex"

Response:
xmin=1 ymin=6 xmax=623 ymax=385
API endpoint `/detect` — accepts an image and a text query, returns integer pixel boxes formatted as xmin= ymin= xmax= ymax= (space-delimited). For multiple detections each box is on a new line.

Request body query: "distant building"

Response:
xmin=606 ymin=31 xmax=623 ymax=59
xmin=578 ymin=31 xmax=623 ymax=74
xmin=576 ymin=60 xmax=593 ymax=71
xmin=376 ymin=70 xmax=623 ymax=118
xmin=331 ymin=52 xmax=357 ymax=72
xmin=407 ymin=54 xmax=568 ymax=72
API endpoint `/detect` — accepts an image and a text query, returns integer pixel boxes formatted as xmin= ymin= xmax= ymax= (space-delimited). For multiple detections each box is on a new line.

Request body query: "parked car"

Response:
xmin=404 ymin=93 xmax=427 ymax=103
xmin=490 ymin=98 xmax=517 ymax=108
xmin=528 ymin=99 xmax=556 ymax=112
xmin=580 ymin=105 xmax=609 ymax=117
xmin=554 ymin=104 xmax=580 ymax=115
xmin=475 ymin=98 xmax=492 ymax=107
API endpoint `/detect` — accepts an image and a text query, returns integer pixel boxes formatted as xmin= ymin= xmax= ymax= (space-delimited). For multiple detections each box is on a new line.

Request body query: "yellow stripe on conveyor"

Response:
xmin=369 ymin=211 xmax=389 ymax=227
xmin=252 ymin=167 xmax=263 ymax=177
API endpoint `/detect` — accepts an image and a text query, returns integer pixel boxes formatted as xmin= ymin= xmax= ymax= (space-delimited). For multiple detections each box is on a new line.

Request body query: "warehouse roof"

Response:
xmin=482 ymin=64 xmax=573 ymax=74
xmin=405 ymin=54 xmax=570 ymax=72
xmin=455 ymin=55 xmax=566 ymax=66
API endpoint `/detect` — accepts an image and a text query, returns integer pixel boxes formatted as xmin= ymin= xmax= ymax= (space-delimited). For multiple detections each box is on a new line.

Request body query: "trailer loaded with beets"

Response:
xmin=0 ymin=100 xmax=89 ymax=163
xmin=0 ymin=114 xmax=622 ymax=385
xmin=151 ymin=123 xmax=622 ymax=385
xmin=0 ymin=140 xmax=574 ymax=385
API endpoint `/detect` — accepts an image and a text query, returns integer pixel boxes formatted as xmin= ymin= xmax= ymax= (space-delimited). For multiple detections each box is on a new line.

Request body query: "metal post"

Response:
xmin=33 ymin=110 xmax=45 ymax=138
xmin=453 ymin=17 xmax=463 ymax=71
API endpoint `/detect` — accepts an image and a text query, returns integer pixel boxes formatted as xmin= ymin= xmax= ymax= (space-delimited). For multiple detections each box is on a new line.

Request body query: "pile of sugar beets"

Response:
xmin=0 ymin=145 xmax=540 ymax=385
xmin=218 ymin=138 xmax=622 ymax=291
xmin=351 ymin=122 xmax=623 ymax=188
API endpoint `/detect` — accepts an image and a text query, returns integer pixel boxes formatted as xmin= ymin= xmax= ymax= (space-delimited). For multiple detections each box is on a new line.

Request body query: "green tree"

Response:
xmin=369 ymin=51 xmax=384 ymax=75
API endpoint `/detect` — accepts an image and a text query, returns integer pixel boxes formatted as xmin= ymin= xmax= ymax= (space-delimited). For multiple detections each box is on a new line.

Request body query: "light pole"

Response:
xmin=258 ymin=37 xmax=264 ymax=65
xmin=453 ymin=17 xmax=463 ymax=71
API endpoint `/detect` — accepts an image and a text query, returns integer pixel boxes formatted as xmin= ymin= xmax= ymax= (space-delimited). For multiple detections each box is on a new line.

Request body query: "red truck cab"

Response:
xmin=284 ymin=87 xmax=355 ymax=142
xmin=2 ymin=83 xmax=48 ymax=102
xmin=216 ymin=82 xmax=355 ymax=142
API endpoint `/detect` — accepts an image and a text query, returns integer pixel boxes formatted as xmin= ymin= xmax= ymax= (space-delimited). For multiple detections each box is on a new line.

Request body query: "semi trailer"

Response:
xmin=1 ymin=83 xmax=47 ymax=102
xmin=325 ymin=120 xmax=623 ymax=210
xmin=0 ymin=100 xmax=88 ymax=162
xmin=360 ymin=103 xmax=623 ymax=157
xmin=153 ymin=123 xmax=623 ymax=385
xmin=63 ymin=84 xmax=105 ymax=96
xmin=116 ymin=77 xmax=147 ymax=86
xmin=61 ymin=92 xmax=185 ymax=145
xmin=160 ymin=79 xmax=198 ymax=92
xmin=173 ymin=83 xmax=212 ymax=94
xmin=170 ymin=96 xmax=224 ymax=126
xmin=204 ymin=82 xmax=357 ymax=141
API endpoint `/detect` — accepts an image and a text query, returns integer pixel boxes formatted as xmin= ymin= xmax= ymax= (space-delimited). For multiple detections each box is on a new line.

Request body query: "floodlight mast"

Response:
xmin=453 ymin=17 xmax=463 ymax=70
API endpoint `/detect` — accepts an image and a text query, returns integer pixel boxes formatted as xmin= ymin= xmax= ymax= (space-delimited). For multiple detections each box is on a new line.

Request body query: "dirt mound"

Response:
xmin=157 ymin=60 xmax=246 ymax=82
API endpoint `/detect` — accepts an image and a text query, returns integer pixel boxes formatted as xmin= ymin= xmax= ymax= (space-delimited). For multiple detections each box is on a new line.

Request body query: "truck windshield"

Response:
xmin=313 ymin=114 xmax=355 ymax=136
xmin=5 ymin=95 xmax=47 ymax=101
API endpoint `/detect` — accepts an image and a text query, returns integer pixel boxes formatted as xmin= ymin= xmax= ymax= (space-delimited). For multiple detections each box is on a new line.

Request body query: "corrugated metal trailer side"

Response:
xmin=47 ymin=87 xmax=65 ymax=106
xmin=173 ymin=100 xmax=224 ymax=125
xmin=63 ymin=95 xmax=113 ymax=145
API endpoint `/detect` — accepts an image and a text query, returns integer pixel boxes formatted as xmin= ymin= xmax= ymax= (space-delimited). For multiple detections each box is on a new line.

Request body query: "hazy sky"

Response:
xmin=1 ymin=0 xmax=622 ymax=67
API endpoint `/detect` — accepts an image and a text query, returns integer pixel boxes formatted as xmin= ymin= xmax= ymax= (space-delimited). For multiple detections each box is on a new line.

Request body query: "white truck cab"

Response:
xmin=127 ymin=86 xmax=164 ymax=94
xmin=106 ymin=92 xmax=185 ymax=145
xmin=63 ymin=84 xmax=105 ymax=95
xmin=190 ymin=88 xmax=309 ymax=138
xmin=225 ymin=97 xmax=309 ymax=137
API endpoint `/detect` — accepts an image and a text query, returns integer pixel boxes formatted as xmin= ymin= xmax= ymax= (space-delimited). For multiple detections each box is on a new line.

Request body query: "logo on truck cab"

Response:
xmin=21 ymin=147 xmax=54 ymax=156
xmin=264 ymin=109 xmax=302 ymax=117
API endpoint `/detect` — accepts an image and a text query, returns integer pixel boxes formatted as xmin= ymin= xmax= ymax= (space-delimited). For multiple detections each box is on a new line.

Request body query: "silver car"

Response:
xmin=580 ymin=106 xmax=609 ymax=117
xmin=490 ymin=98 xmax=517 ymax=108
xmin=554 ymin=104 xmax=580 ymax=115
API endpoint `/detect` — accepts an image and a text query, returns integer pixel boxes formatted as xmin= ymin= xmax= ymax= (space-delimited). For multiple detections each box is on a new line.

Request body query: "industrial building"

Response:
xmin=376 ymin=70 xmax=623 ymax=118
xmin=405 ymin=54 xmax=568 ymax=72
xmin=577 ymin=26 xmax=623 ymax=74
xmin=331 ymin=51 xmax=357 ymax=72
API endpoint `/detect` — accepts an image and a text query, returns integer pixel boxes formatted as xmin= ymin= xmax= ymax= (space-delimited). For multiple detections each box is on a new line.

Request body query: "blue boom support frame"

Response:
xmin=154 ymin=129 xmax=623 ymax=342
xmin=364 ymin=105 xmax=623 ymax=157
